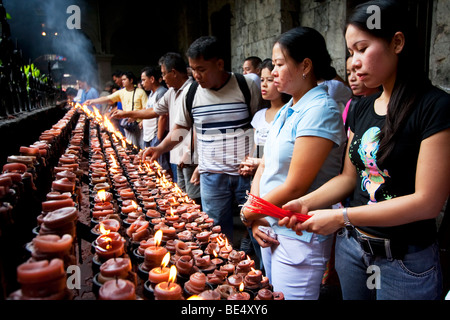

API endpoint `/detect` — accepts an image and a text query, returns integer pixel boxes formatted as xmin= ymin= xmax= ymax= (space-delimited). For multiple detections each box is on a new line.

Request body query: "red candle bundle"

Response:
xmin=244 ymin=193 xmax=310 ymax=222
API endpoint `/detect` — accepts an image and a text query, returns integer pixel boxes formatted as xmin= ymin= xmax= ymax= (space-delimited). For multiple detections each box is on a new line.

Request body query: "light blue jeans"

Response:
xmin=335 ymin=228 xmax=443 ymax=300
xmin=199 ymin=172 xmax=250 ymax=242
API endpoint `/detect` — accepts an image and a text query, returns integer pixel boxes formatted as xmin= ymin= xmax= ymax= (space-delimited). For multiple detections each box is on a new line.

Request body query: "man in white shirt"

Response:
xmin=111 ymin=53 xmax=200 ymax=204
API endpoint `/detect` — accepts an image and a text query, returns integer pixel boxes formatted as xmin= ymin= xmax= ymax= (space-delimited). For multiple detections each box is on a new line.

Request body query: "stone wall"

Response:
xmin=429 ymin=0 xmax=450 ymax=93
xmin=298 ymin=0 xmax=348 ymax=79
xmin=227 ymin=0 xmax=348 ymax=78
xmin=229 ymin=0 xmax=284 ymax=73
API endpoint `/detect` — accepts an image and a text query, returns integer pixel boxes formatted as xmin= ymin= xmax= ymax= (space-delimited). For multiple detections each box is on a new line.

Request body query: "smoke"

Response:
xmin=4 ymin=0 xmax=98 ymax=88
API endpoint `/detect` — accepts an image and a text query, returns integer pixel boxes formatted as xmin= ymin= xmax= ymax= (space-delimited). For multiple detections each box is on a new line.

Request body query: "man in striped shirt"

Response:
xmin=143 ymin=36 xmax=262 ymax=242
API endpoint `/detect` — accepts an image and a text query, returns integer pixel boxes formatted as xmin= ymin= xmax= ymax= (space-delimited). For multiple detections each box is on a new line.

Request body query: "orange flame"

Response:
xmin=154 ymin=229 xmax=163 ymax=247
xmin=161 ymin=252 xmax=170 ymax=268
xmin=99 ymin=222 xmax=110 ymax=235
xmin=97 ymin=189 xmax=107 ymax=202
xmin=187 ymin=295 xmax=204 ymax=300
xmin=239 ymin=282 xmax=244 ymax=292
xmin=131 ymin=200 xmax=138 ymax=210
xmin=168 ymin=265 xmax=177 ymax=284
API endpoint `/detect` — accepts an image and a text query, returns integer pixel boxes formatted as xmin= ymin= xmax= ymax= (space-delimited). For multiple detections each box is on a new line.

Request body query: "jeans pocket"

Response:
xmin=395 ymin=244 xmax=438 ymax=277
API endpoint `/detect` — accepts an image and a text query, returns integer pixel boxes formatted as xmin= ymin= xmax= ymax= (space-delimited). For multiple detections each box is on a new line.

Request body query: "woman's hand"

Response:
xmin=251 ymin=219 xmax=279 ymax=248
xmin=279 ymin=208 xmax=344 ymax=236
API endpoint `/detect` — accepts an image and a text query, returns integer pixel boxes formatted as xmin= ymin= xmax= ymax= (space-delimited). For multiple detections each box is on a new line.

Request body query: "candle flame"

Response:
xmin=99 ymin=222 xmax=110 ymax=235
xmin=154 ymin=229 xmax=163 ymax=247
xmin=213 ymin=250 xmax=218 ymax=258
xmin=225 ymin=237 xmax=229 ymax=247
xmin=97 ymin=189 xmax=107 ymax=202
xmin=239 ymin=282 xmax=244 ymax=292
xmin=169 ymin=207 xmax=174 ymax=216
xmin=161 ymin=252 xmax=170 ymax=268
xmin=131 ymin=200 xmax=138 ymax=210
xmin=187 ymin=295 xmax=204 ymax=300
xmin=168 ymin=265 xmax=177 ymax=284
xmin=251 ymin=267 xmax=256 ymax=272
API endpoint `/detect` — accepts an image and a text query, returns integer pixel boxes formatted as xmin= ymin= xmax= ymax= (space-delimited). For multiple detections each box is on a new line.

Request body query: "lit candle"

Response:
xmin=142 ymin=230 xmax=168 ymax=271
xmin=154 ymin=265 xmax=183 ymax=300
xmin=148 ymin=252 xmax=171 ymax=285
xmin=227 ymin=283 xmax=251 ymax=300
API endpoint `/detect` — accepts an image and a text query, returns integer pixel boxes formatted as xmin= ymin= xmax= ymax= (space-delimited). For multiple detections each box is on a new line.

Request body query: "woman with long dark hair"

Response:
xmin=280 ymin=0 xmax=450 ymax=300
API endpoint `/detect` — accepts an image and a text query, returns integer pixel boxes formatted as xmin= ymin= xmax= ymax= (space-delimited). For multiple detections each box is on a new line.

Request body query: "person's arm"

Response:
xmin=85 ymin=96 xmax=112 ymax=106
xmin=243 ymin=135 xmax=335 ymax=224
xmin=111 ymin=107 xmax=161 ymax=120
xmin=281 ymin=128 xmax=450 ymax=236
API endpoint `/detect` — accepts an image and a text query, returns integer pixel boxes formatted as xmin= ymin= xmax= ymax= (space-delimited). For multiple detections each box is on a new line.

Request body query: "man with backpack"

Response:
xmin=142 ymin=36 xmax=262 ymax=242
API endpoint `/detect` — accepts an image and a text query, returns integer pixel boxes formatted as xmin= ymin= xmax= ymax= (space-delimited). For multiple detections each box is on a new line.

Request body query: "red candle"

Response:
xmin=184 ymin=272 xmax=207 ymax=295
xmin=153 ymin=265 xmax=182 ymax=300
xmin=41 ymin=198 xmax=74 ymax=213
xmin=16 ymin=258 xmax=66 ymax=298
xmin=3 ymin=162 xmax=27 ymax=173
xmin=32 ymin=234 xmax=73 ymax=253
xmin=148 ymin=252 xmax=171 ymax=284
xmin=95 ymin=239 xmax=125 ymax=261
xmin=99 ymin=279 xmax=136 ymax=300
xmin=100 ymin=257 xmax=132 ymax=279
xmin=52 ymin=178 xmax=75 ymax=193
xmin=42 ymin=207 xmax=78 ymax=228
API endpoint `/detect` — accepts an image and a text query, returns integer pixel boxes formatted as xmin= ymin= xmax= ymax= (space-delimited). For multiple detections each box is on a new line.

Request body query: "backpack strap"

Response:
xmin=186 ymin=81 xmax=199 ymax=125
xmin=234 ymin=73 xmax=251 ymax=113
xmin=184 ymin=73 xmax=252 ymax=165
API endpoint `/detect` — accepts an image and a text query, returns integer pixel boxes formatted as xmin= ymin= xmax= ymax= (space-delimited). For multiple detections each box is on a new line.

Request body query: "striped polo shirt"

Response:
xmin=175 ymin=73 xmax=261 ymax=174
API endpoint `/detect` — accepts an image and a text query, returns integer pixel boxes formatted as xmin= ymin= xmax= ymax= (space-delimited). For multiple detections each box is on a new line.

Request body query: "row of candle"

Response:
xmin=8 ymin=109 xmax=87 ymax=300
xmin=79 ymin=107 xmax=285 ymax=301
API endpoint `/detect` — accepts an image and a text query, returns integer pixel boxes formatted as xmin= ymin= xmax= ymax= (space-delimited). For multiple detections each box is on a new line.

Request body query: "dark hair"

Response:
xmin=112 ymin=70 xmax=124 ymax=78
xmin=347 ymin=0 xmax=430 ymax=164
xmin=275 ymin=27 xmax=336 ymax=81
xmin=122 ymin=71 xmax=138 ymax=86
xmin=141 ymin=66 xmax=162 ymax=81
xmin=65 ymin=87 xmax=78 ymax=97
xmin=245 ymin=56 xmax=262 ymax=69
xmin=260 ymin=58 xmax=291 ymax=104
xmin=186 ymin=36 xmax=225 ymax=61
xmin=158 ymin=52 xmax=187 ymax=74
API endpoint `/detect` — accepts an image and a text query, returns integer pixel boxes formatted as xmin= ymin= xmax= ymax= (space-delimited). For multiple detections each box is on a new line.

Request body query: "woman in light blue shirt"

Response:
xmin=240 ymin=27 xmax=346 ymax=299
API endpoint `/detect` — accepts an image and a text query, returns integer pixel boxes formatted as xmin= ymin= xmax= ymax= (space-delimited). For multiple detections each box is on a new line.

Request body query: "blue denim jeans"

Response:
xmin=199 ymin=172 xmax=251 ymax=241
xmin=335 ymin=228 xmax=443 ymax=300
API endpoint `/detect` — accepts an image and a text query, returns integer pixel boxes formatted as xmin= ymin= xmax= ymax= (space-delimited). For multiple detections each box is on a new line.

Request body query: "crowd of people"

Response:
xmin=75 ymin=0 xmax=449 ymax=300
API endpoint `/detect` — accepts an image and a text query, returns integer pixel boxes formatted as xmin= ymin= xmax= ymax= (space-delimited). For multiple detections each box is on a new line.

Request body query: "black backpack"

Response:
xmin=184 ymin=73 xmax=252 ymax=164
